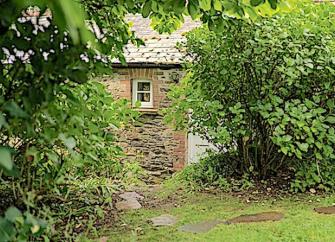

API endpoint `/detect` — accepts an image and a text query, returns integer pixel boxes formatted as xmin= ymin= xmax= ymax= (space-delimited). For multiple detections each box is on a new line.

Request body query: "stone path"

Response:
xmin=115 ymin=191 xmax=143 ymax=211
xmin=225 ymin=211 xmax=284 ymax=224
xmin=150 ymin=214 xmax=177 ymax=226
xmin=114 ymin=190 xmax=334 ymax=237
xmin=178 ymin=220 xmax=223 ymax=233
xmin=177 ymin=211 xmax=284 ymax=233
xmin=115 ymin=199 xmax=142 ymax=210
xmin=314 ymin=206 xmax=335 ymax=214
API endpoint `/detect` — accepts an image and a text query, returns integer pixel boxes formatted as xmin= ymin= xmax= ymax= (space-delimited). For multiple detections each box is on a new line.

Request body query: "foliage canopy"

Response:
xmin=0 ymin=0 xmax=294 ymax=174
xmin=0 ymin=0 xmax=297 ymax=239
xmin=166 ymin=2 xmax=335 ymax=181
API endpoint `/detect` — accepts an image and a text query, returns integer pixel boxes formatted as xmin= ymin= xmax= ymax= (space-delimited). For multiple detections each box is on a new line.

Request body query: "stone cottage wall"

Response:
xmin=102 ymin=67 xmax=186 ymax=177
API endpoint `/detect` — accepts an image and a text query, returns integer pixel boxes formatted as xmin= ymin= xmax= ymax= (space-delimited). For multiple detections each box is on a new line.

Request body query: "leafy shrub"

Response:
xmin=0 ymin=79 xmax=139 ymax=240
xmin=291 ymin=160 xmax=335 ymax=192
xmin=179 ymin=153 xmax=229 ymax=190
xmin=1 ymin=81 xmax=139 ymax=239
xmin=175 ymin=152 xmax=254 ymax=191
xmin=0 ymin=4 xmax=140 ymax=240
xmin=0 ymin=207 xmax=48 ymax=242
xmin=166 ymin=2 xmax=335 ymax=180
xmin=4 ymin=80 xmax=138 ymax=191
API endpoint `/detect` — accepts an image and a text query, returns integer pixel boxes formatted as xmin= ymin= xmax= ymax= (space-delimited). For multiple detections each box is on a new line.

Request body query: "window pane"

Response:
xmin=137 ymin=93 xmax=151 ymax=102
xmin=138 ymin=82 xmax=150 ymax=91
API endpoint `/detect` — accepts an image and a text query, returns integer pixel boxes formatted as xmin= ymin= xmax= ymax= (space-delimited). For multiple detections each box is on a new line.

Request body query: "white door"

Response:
xmin=187 ymin=133 xmax=215 ymax=164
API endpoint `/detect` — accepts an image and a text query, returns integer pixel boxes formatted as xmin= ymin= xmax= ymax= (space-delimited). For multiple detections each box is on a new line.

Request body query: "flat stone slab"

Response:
xmin=115 ymin=199 xmax=142 ymax=210
xmin=99 ymin=237 xmax=108 ymax=242
xmin=150 ymin=214 xmax=177 ymax=226
xmin=315 ymin=206 xmax=335 ymax=214
xmin=226 ymin=212 xmax=284 ymax=224
xmin=179 ymin=220 xmax=222 ymax=233
xmin=119 ymin=192 xmax=144 ymax=201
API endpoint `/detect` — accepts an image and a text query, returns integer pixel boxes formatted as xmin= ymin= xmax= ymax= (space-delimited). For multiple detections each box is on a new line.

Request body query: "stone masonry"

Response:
xmin=103 ymin=67 xmax=186 ymax=177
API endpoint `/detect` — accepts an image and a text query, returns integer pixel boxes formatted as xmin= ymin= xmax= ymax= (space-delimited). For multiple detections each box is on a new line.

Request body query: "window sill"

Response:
xmin=135 ymin=108 xmax=159 ymax=113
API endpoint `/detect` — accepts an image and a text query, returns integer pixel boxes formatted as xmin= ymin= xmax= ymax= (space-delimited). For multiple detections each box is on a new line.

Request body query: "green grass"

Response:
xmin=102 ymin=192 xmax=335 ymax=242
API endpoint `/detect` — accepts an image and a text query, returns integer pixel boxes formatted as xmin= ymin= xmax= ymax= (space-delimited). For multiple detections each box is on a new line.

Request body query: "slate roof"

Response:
xmin=118 ymin=15 xmax=200 ymax=66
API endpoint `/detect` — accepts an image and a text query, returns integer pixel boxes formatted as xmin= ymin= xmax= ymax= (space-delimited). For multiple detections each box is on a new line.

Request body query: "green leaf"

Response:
xmin=0 ymin=112 xmax=6 ymax=129
xmin=55 ymin=0 xmax=91 ymax=45
xmin=142 ymin=0 xmax=152 ymax=18
xmin=297 ymin=121 xmax=305 ymax=128
xmin=250 ymin=0 xmax=264 ymax=7
xmin=0 ymin=217 xmax=14 ymax=241
xmin=306 ymin=137 xmax=314 ymax=144
xmin=326 ymin=99 xmax=334 ymax=109
xmin=312 ymin=95 xmax=320 ymax=103
xmin=64 ymin=137 xmax=76 ymax=150
xmin=173 ymin=0 xmax=186 ymax=14
xmin=125 ymin=0 xmax=135 ymax=9
xmin=0 ymin=147 xmax=12 ymax=171
xmin=315 ymin=141 xmax=322 ymax=149
xmin=3 ymin=101 xmax=28 ymax=118
xmin=222 ymin=0 xmax=236 ymax=11
xmin=25 ymin=213 xmax=38 ymax=226
xmin=315 ymin=108 xmax=326 ymax=114
xmin=280 ymin=146 xmax=289 ymax=155
xmin=199 ymin=0 xmax=211 ymax=11
xmin=325 ymin=115 xmax=335 ymax=124
xmin=323 ymin=145 xmax=333 ymax=157
xmin=297 ymin=142 xmax=309 ymax=152
xmin=211 ymin=17 xmax=225 ymax=32
xmin=311 ymin=173 xmax=321 ymax=183
xmin=2 ymin=165 xmax=20 ymax=177
xmin=188 ymin=0 xmax=200 ymax=19
xmin=305 ymin=62 xmax=313 ymax=69
xmin=151 ymin=1 xmax=158 ymax=11
xmin=304 ymin=99 xmax=314 ymax=109
xmin=236 ymin=6 xmax=245 ymax=17
xmin=5 ymin=207 xmax=22 ymax=223
xmin=245 ymin=6 xmax=258 ymax=19
xmin=282 ymin=135 xmax=292 ymax=142
xmin=268 ymin=0 xmax=277 ymax=9
xmin=295 ymin=149 xmax=302 ymax=159
xmin=213 ymin=0 xmax=222 ymax=11
xmin=68 ymin=69 xmax=89 ymax=83
xmin=59 ymin=134 xmax=76 ymax=150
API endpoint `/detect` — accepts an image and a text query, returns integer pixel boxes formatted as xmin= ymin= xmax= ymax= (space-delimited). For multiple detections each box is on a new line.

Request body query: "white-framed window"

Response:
xmin=132 ymin=79 xmax=153 ymax=108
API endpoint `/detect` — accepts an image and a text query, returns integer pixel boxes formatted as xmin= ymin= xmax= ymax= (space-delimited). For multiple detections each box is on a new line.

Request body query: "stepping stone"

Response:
xmin=179 ymin=219 xmax=222 ymax=233
xmin=225 ymin=212 xmax=284 ymax=224
xmin=115 ymin=199 xmax=142 ymax=210
xmin=315 ymin=206 xmax=335 ymax=214
xmin=119 ymin=192 xmax=144 ymax=201
xmin=150 ymin=214 xmax=177 ymax=226
xmin=99 ymin=237 xmax=108 ymax=242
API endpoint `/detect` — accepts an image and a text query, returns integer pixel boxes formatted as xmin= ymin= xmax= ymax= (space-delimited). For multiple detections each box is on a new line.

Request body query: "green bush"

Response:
xmin=0 ymin=207 xmax=48 ymax=242
xmin=3 ymin=80 xmax=139 ymax=192
xmin=180 ymin=153 xmax=229 ymax=190
xmin=166 ymin=2 xmax=335 ymax=180
xmin=175 ymin=152 xmax=254 ymax=191
xmin=291 ymin=160 xmax=335 ymax=192
xmin=0 ymin=80 xmax=139 ymax=240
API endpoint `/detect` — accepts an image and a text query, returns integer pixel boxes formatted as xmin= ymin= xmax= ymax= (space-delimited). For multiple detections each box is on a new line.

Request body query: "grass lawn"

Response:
xmin=102 ymin=190 xmax=335 ymax=242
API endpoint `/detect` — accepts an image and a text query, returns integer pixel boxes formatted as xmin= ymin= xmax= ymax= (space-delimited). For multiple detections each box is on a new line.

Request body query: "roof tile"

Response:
xmin=115 ymin=15 xmax=199 ymax=65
